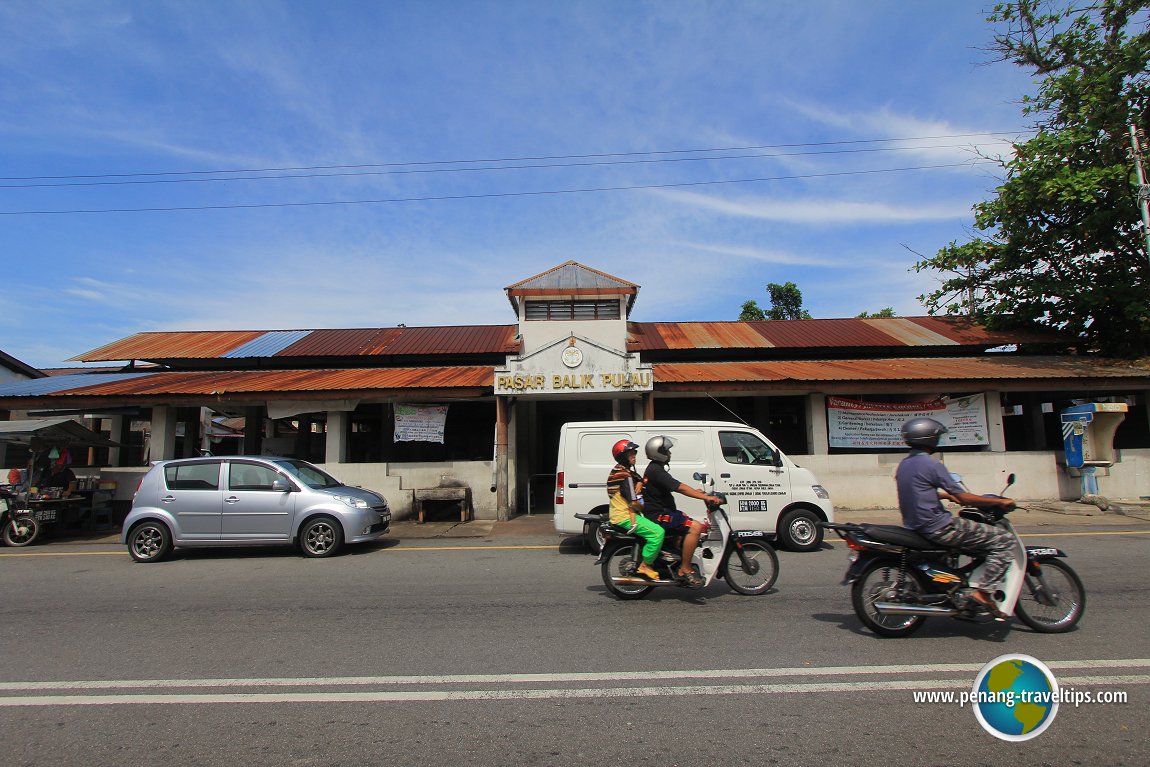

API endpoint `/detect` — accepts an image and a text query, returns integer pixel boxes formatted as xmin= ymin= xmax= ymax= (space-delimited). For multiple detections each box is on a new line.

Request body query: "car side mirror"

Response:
xmin=271 ymin=479 xmax=292 ymax=493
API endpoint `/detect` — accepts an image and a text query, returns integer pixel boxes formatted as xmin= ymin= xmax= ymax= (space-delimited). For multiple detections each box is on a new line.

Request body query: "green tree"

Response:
xmin=857 ymin=308 xmax=897 ymax=318
xmin=764 ymin=281 xmax=812 ymax=320
xmin=914 ymin=0 xmax=1150 ymax=357
xmin=739 ymin=300 xmax=767 ymax=321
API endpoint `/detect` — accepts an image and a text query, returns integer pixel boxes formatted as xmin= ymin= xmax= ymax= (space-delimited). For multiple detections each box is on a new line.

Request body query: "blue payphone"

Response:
xmin=1061 ymin=402 xmax=1128 ymax=497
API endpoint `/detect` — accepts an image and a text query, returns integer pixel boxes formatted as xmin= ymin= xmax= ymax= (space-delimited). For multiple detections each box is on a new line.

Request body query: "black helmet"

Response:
xmin=901 ymin=417 xmax=948 ymax=449
xmin=645 ymin=435 xmax=674 ymax=462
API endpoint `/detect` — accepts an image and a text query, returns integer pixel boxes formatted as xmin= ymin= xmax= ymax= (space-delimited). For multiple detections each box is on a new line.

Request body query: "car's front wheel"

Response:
xmin=128 ymin=520 xmax=172 ymax=563
xmin=299 ymin=516 xmax=343 ymax=558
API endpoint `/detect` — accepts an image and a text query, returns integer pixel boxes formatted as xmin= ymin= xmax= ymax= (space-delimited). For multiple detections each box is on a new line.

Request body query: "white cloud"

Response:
xmin=653 ymin=189 xmax=973 ymax=224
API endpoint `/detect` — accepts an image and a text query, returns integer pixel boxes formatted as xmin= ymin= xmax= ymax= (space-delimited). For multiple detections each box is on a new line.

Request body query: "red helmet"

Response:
xmin=611 ymin=439 xmax=640 ymax=463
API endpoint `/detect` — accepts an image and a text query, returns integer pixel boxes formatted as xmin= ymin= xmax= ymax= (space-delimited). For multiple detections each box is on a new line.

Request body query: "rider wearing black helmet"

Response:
xmin=895 ymin=417 xmax=1017 ymax=617
xmin=640 ymin=435 xmax=723 ymax=589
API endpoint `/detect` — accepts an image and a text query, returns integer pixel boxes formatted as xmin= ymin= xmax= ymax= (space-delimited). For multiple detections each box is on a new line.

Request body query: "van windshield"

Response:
xmin=268 ymin=459 xmax=342 ymax=489
xmin=719 ymin=431 xmax=779 ymax=466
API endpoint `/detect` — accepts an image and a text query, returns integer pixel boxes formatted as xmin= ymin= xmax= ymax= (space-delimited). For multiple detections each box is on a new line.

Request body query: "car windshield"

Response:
xmin=268 ymin=459 xmax=342 ymax=489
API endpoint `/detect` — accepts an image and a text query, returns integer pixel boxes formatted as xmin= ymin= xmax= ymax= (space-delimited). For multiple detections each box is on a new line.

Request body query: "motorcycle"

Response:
xmin=1 ymin=491 xmax=42 ymax=547
xmin=820 ymin=473 xmax=1085 ymax=637
xmin=589 ymin=472 xmax=779 ymax=599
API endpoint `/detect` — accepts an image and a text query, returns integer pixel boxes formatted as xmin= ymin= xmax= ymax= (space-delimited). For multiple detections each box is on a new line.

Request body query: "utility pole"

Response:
xmin=1131 ymin=123 xmax=1150 ymax=269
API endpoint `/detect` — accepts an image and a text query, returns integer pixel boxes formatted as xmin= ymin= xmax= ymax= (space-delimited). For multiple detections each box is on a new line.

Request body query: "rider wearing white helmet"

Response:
xmin=640 ymin=435 xmax=723 ymax=589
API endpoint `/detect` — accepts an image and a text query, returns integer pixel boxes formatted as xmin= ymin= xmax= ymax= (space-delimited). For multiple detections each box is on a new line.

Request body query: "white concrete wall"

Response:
xmin=88 ymin=449 xmax=1150 ymax=517
xmin=797 ymin=448 xmax=1150 ymax=509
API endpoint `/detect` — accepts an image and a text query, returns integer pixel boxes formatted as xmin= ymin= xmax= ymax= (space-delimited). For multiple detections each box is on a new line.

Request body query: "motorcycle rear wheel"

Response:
xmin=3 ymin=515 xmax=40 ymax=547
xmin=601 ymin=547 xmax=654 ymax=600
xmin=723 ymin=541 xmax=779 ymax=595
xmin=851 ymin=561 xmax=928 ymax=638
xmin=1014 ymin=559 xmax=1085 ymax=633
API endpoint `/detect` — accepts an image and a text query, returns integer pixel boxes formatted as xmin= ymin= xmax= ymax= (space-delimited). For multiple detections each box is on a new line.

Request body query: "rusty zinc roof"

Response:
xmin=653 ymin=356 xmax=1150 ymax=388
xmin=0 ymin=366 xmax=494 ymax=406
xmin=71 ymin=325 xmax=521 ymax=363
xmin=628 ymin=316 xmax=1053 ymax=352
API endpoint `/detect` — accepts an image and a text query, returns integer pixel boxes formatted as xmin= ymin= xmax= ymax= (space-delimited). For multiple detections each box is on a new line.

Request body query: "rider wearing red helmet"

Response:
xmin=606 ymin=439 xmax=663 ymax=580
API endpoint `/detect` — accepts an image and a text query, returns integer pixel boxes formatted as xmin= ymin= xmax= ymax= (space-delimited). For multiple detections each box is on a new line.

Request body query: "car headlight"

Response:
xmin=333 ymin=495 xmax=370 ymax=509
xmin=813 ymin=485 xmax=830 ymax=500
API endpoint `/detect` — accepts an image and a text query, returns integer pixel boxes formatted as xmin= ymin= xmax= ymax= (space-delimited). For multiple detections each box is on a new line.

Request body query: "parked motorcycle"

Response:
xmin=590 ymin=472 xmax=779 ymax=599
xmin=1 ymin=491 xmax=41 ymax=547
xmin=820 ymin=473 xmax=1085 ymax=637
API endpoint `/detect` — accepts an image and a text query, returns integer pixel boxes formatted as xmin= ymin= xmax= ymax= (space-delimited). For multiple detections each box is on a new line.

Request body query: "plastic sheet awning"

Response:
xmin=0 ymin=418 xmax=120 ymax=447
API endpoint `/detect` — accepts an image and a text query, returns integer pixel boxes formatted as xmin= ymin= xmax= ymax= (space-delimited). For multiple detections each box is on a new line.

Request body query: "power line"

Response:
xmin=0 ymin=141 xmax=1013 ymax=189
xmin=0 ymin=161 xmax=991 ymax=216
xmin=0 ymin=132 xmax=1022 ymax=183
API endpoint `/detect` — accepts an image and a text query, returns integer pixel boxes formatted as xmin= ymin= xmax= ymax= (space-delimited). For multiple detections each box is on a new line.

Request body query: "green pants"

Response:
xmin=619 ymin=514 xmax=665 ymax=565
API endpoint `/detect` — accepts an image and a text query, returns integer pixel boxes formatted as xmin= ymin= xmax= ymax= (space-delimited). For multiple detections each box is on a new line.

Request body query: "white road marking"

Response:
xmin=1 ymin=660 xmax=1146 ymax=707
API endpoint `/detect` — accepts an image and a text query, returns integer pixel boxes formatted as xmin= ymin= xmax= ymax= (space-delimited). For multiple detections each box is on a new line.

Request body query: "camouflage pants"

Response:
xmin=923 ymin=516 xmax=1016 ymax=591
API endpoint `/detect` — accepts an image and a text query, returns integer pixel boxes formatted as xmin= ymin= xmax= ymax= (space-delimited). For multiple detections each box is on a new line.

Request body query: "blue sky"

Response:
xmin=1 ymin=1 xmax=1038 ymax=369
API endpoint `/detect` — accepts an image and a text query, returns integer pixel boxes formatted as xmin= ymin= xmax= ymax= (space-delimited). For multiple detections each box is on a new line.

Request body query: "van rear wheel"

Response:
xmin=584 ymin=520 xmax=606 ymax=554
xmin=778 ymin=508 xmax=823 ymax=552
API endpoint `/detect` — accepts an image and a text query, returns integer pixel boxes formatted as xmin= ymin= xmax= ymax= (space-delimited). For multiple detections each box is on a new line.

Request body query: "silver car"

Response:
xmin=122 ymin=456 xmax=391 ymax=562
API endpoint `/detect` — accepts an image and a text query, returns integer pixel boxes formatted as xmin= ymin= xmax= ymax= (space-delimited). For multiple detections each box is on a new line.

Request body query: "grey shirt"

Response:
xmin=894 ymin=449 xmax=965 ymax=534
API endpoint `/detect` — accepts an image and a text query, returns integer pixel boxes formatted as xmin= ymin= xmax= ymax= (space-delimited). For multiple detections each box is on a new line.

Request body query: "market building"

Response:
xmin=1 ymin=261 xmax=1147 ymax=521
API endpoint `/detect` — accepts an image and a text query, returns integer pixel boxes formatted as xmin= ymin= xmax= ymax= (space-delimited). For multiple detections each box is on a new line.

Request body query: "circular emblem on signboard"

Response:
xmin=562 ymin=345 xmax=584 ymax=368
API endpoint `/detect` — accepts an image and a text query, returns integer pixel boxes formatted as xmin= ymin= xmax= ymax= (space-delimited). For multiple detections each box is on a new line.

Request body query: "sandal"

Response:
xmin=677 ymin=571 xmax=704 ymax=589
xmin=636 ymin=568 xmax=660 ymax=581
xmin=970 ymin=589 xmax=1007 ymax=620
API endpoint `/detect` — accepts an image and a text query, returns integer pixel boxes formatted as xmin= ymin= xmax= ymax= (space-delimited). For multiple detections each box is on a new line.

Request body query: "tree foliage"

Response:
xmin=914 ymin=0 xmax=1150 ymax=357
xmin=857 ymin=308 xmax=897 ymax=318
xmin=738 ymin=282 xmax=812 ymax=320
xmin=739 ymin=300 xmax=767 ymax=321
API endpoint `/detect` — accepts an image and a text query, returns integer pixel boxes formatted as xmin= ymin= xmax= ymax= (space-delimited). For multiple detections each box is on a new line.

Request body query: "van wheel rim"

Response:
xmin=790 ymin=518 xmax=816 ymax=545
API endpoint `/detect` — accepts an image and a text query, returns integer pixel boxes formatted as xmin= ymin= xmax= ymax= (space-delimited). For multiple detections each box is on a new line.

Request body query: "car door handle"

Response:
xmin=720 ymin=473 xmax=731 ymax=478
xmin=161 ymin=495 xmax=175 ymax=503
xmin=224 ymin=496 xmax=240 ymax=504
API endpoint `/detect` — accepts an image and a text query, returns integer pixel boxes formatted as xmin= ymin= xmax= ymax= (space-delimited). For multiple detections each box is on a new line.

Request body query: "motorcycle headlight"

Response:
xmin=333 ymin=495 xmax=369 ymax=509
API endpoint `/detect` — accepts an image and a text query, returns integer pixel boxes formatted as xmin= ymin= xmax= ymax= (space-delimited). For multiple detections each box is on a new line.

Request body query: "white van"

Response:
xmin=554 ymin=420 xmax=834 ymax=551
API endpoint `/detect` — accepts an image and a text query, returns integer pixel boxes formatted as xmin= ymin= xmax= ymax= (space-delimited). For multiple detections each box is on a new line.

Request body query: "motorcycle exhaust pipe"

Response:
xmin=873 ymin=602 xmax=957 ymax=617
xmin=612 ymin=577 xmax=674 ymax=586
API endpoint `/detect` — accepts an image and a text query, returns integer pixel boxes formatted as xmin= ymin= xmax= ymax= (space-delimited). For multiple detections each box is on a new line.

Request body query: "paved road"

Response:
xmin=0 ymin=521 xmax=1147 ymax=766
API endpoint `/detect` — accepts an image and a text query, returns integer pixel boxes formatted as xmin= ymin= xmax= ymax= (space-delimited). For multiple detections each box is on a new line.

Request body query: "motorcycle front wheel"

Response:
xmin=3 ymin=515 xmax=40 ymax=547
xmin=600 ymin=546 xmax=654 ymax=600
xmin=723 ymin=541 xmax=779 ymax=595
xmin=851 ymin=560 xmax=928 ymax=638
xmin=1014 ymin=559 xmax=1086 ymax=633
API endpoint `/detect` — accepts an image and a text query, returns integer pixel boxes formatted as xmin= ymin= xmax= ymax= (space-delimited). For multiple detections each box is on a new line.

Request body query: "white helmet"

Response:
xmin=645 ymin=435 xmax=674 ymax=462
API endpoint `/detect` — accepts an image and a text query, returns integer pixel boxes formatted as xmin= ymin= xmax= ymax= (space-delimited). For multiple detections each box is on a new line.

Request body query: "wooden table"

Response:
xmin=412 ymin=487 xmax=472 ymax=524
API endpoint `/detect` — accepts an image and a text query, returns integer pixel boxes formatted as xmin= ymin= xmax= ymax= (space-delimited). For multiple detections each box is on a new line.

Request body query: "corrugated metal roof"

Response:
xmin=71 ymin=331 xmax=266 ymax=362
xmin=16 ymin=367 xmax=494 ymax=399
xmin=505 ymin=261 xmax=638 ymax=293
xmin=0 ymin=372 xmax=153 ymax=397
xmin=629 ymin=317 xmax=1048 ymax=351
xmin=223 ymin=330 xmax=314 ymax=358
xmin=654 ymin=356 xmax=1150 ymax=385
xmin=72 ymin=326 xmax=521 ymax=363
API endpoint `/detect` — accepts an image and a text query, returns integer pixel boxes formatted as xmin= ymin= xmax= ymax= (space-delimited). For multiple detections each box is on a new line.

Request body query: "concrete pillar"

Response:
xmin=104 ymin=416 xmax=123 ymax=466
xmin=496 ymin=396 xmax=509 ymax=521
xmin=149 ymin=406 xmax=178 ymax=462
xmin=326 ymin=410 xmax=350 ymax=464
xmin=986 ymin=390 xmax=1007 ymax=453
xmin=805 ymin=393 xmax=828 ymax=454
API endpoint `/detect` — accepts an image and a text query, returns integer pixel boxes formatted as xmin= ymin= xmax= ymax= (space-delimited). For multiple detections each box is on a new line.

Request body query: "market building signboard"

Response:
xmin=494 ymin=335 xmax=653 ymax=396
xmin=827 ymin=394 xmax=989 ymax=448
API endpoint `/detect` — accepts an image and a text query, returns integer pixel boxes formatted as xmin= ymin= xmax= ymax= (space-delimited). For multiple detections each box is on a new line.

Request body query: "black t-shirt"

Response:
xmin=641 ymin=462 xmax=681 ymax=514
xmin=41 ymin=467 xmax=76 ymax=489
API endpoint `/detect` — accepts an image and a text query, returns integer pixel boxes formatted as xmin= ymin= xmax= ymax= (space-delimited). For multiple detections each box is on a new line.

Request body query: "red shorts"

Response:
xmin=650 ymin=510 xmax=694 ymax=535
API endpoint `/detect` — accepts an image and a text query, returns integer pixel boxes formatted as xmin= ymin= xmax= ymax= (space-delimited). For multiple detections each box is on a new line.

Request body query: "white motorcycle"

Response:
xmin=595 ymin=472 xmax=780 ymax=599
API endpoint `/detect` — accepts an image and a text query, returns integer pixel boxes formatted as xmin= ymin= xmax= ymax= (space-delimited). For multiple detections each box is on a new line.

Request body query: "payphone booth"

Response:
xmin=1061 ymin=402 xmax=1128 ymax=497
